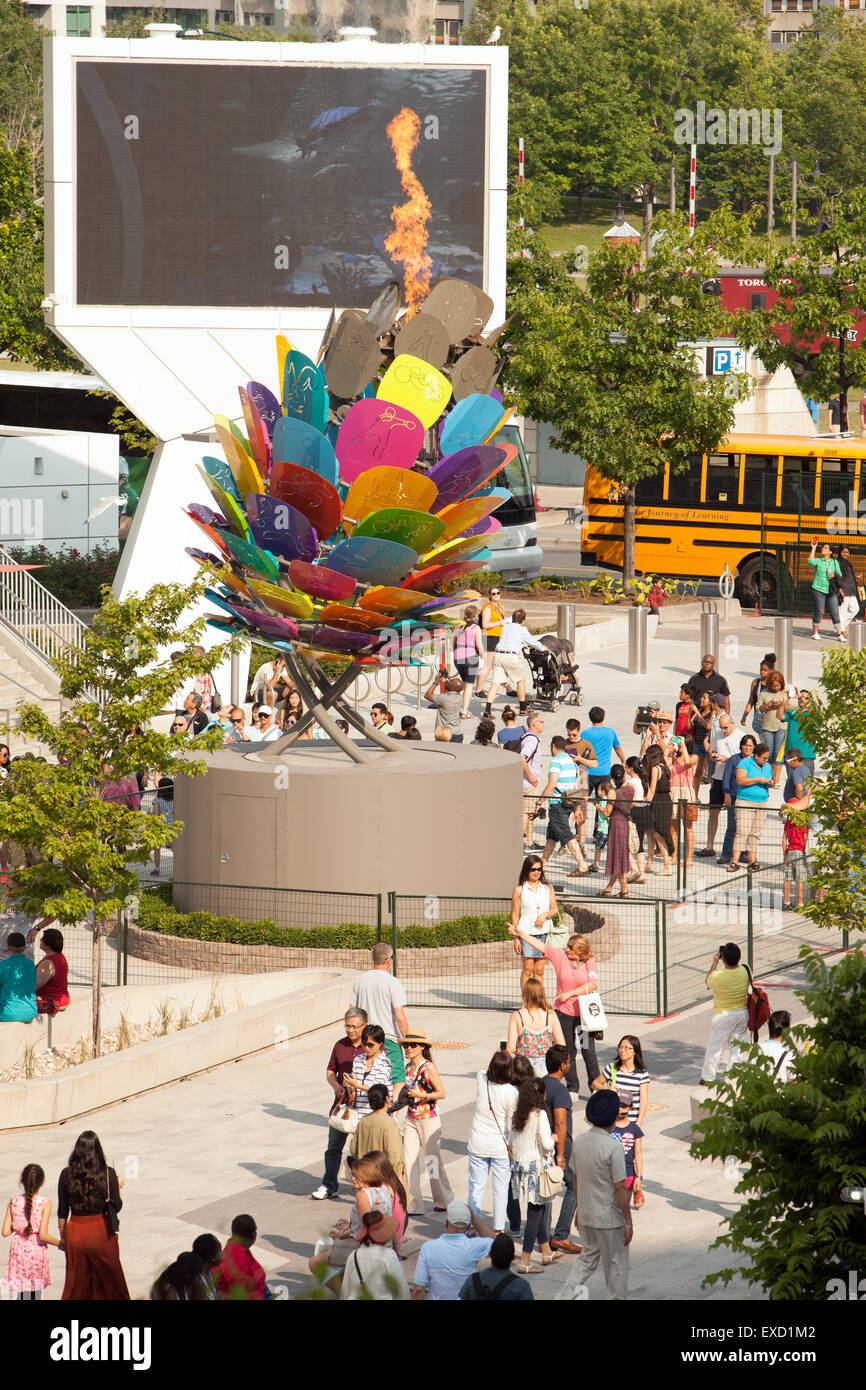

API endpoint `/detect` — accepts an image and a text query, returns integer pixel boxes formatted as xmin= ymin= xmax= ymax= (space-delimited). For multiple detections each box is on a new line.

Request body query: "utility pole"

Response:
xmin=767 ymin=152 xmax=775 ymax=235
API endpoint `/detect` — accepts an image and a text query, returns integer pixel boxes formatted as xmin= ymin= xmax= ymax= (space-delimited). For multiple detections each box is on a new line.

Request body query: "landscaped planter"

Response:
xmin=126 ymin=903 xmax=614 ymax=976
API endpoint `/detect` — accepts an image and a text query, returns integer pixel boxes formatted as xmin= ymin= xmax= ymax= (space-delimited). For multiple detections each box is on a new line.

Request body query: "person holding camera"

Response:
xmin=700 ymin=943 xmax=750 ymax=1083
xmin=398 ymin=1029 xmax=453 ymax=1217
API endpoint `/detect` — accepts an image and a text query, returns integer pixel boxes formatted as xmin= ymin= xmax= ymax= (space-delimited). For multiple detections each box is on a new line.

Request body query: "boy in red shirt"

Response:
xmin=782 ymin=807 xmax=808 ymax=911
xmin=216 ymin=1215 xmax=267 ymax=1300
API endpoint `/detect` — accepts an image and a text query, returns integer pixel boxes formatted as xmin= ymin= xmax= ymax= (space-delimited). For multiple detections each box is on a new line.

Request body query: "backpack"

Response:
xmin=745 ymin=965 xmax=771 ymax=1043
xmin=462 ymin=1271 xmax=518 ymax=1301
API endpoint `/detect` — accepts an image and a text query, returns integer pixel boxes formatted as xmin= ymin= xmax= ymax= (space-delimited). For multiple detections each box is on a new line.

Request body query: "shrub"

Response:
xmin=136 ymin=893 xmax=510 ymax=950
xmin=5 ymin=543 xmax=120 ymax=609
xmin=462 ymin=570 xmax=505 ymax=595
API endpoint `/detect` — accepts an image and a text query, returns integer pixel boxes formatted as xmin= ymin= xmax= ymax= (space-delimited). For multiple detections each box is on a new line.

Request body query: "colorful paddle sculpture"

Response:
xmin=185 ymin=274 xmax=510 ymax=761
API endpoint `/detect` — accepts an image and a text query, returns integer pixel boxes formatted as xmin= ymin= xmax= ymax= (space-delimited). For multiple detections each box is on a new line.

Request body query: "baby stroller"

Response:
xmin=538 ymin=635 xmax=581 ymax=708
xmin=525 ymin=646 xmax=561 ymax=710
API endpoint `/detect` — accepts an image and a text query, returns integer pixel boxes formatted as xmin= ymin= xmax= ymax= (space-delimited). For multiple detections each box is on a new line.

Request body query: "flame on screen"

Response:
xmin=384 ymin=107 xmax=433 ymax=317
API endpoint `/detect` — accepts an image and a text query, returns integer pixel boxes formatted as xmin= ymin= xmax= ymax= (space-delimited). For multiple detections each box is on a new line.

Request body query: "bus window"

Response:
xmin=635 ymin=472 xmax=665 ymax=503
xmin=705 ymin=453 xmax=738 ymax=504
xmin=742 ymin=454 xmax=780 ymax=508
xmin=781 ymin=456 xmax=814 ymax=513
xmin=667 ymin=453 xmax=703 ymax=504
xmin=818 ymin=457 xmax=855 ymax=508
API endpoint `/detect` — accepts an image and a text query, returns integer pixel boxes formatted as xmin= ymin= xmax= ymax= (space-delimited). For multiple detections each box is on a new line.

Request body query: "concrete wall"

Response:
xmin=0 ymin=967 xmax=354 ymax=1131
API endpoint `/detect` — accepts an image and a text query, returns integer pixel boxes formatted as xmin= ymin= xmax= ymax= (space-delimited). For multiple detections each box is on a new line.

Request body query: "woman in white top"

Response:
xmin=339 ymin=1211 xmax=410 ymax=1301
xmin=511 ymin=856 xmax=557 ymax=991
xmin=506 ymin=978 xmax=566 ymax=1078
xmin=509 ymin=1078 xmax=560 ymax=1273
xmin=466 ymin=1051 xmax=518 ymax=1233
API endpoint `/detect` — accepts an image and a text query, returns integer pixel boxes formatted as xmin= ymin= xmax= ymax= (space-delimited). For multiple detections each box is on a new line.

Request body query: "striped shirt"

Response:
xmin=351 ymin=1050 xmax=393 ymax=1115
xmin=601 ymin=1064 xmax=650 ymax=1124
xmin=549 ymin=752 xmax=578 ymax=804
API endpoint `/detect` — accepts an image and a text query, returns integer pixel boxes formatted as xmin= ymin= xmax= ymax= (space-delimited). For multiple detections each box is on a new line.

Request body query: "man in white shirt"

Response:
xmin=758 ymin=1011 xmax=793 ymax=1084
xmin=484 ymin=608 xmax=547 ymax=714
xmin=411 ymin=1201 xmax=496 ymax=1301
xmin=519 ymin=713 xmax=544 ymax=849
xmin=696 ymin=712 xmax=743 ymax=859
xmin=251 ymin=706 xmax=283 ymax=743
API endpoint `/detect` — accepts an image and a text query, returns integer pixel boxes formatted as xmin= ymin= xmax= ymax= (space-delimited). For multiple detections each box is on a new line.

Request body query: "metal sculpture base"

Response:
xmin=259 ymin=649 xmax=398 ymax=763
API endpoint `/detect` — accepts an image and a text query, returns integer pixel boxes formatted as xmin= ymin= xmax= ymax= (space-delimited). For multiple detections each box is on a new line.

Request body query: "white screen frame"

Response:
xmin=44 ymin=36 xmax=508 ymax=443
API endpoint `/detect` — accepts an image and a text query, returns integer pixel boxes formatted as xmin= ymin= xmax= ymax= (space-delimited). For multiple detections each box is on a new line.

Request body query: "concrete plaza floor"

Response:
xmin=0 ymin=954 xmax=824 ymax=1302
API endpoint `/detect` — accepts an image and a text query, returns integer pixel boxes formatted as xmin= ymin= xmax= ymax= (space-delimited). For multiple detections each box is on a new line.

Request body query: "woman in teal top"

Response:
xmin=808 ymin=541 xmax=844 ymax=642
xmin=0 ymin=933 xmax=37 ymax=1022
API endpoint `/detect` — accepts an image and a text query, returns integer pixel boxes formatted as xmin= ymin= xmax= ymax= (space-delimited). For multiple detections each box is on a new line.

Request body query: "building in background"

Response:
xmin=21 ymin=0 xmax=478 ymax=41
xmin=764 ymin=0 xmax=865 ymax=47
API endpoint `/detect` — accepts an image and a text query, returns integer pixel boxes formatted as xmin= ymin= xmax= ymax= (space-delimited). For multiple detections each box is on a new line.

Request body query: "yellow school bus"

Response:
xmin=581 ymin=433 xmax=865 ymax=607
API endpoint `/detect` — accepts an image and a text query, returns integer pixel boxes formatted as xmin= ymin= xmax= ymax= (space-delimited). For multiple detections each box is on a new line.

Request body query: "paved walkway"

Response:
xmin=0 ymin=955 xmax=824 ymax=1302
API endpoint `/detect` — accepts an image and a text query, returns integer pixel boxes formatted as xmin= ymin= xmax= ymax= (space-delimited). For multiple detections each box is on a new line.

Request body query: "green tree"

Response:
xmin=734 ymin=188 xmax=866 ymax=432
xmin=691 ymin=648 xmax=866 ymax=1298
xmin=0 ymin=579 xmax=230 ymax=1057
xmin=0 ymin=134 xmax=82 ymax=368
xmin=777 ymin=10 xmax=866 ymax=201
xmin=0 ymin=0 xmax=44 ymax=184
xmin=504 ymin=208 xmax=750 ymax=585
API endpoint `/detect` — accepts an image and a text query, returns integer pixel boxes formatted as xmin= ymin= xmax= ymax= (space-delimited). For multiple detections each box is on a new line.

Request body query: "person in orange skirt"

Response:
xmin=57 ymin=1131 xmax=130 ymax=1301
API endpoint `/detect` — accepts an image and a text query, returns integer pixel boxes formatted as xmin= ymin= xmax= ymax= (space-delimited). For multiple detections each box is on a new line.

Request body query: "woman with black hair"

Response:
xmin=473 ymin=717 xmax=496 ymax=746
xmin=32 ymin=926 xmax=70 ymax=1014
xmin=58 ymin=1130 xmax=129 ymax=1300
xmin=600 ymin=765 xmax=635 ymax=898
xmin=510 ymin=854 xmax=558 ymax=990
xmin=602 ymin=1036 xmax=650 ymax=1128
xmin=509 ymin=1078 xmax=561 ymax=1273
xmin=643 ymin=745 xmax=674 ymax=876
xmin=389 ymin=715 xmax=421 ymax=741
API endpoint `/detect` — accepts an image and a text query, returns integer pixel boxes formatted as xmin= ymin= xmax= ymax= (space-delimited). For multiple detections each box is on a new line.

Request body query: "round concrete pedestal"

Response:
xmin=173 ymin=742 xmax=524 ymax=922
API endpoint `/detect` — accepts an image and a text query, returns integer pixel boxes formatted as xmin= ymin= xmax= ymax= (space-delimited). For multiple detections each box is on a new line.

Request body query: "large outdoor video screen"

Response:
xmin=75 ymin=61 xmax=487 ymax=308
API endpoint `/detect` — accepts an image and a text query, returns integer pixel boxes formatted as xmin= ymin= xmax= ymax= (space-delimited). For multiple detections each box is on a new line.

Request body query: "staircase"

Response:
xmin=0 ymin=545 xmax=87 ymax=754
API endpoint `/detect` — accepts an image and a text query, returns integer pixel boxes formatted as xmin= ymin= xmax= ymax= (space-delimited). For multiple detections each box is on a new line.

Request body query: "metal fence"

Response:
xmin=760 ymin=469 xmax=866 ymax=615
xmin=387 ymin=892 xmax=664 ymax=1017
xmin=525 ymin=796 xmax=800 ymax=900
xmin=57 ymin=862 xmax=851 ymax=1023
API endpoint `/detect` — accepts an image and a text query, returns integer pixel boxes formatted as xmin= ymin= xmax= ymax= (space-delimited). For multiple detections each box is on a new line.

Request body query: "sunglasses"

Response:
xmin=363 ymin=1041 xmax=379 ymax=1049
xmin=528 ymin=865 xmax=543 ymax=873
xmin=171 ymin=724 xmax=185 ymax=730
xmin=230 ymin=718 xmax=243 ymax=724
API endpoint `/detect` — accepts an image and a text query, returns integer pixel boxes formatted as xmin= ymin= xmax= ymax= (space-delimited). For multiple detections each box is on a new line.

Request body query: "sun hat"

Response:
xmin=398 ymin=1028 xmax=432 ymax=1047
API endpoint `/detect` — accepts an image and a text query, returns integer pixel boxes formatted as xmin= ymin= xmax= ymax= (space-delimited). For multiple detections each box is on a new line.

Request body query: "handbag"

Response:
xmin=534 ymin=1115 xmax=564 ymax=1202
xmin=103 ymin=1170 xmax=120 ymax=1238
xmin=578 ymin=991 xmax=608 ymax=1034
xmin=685 ymin=802 xmax=699 ymax=825
xmin=487 ymin=1081 xmax=513 ymax=1162
xmin=328 ymin=1093 xmax=360 ymax=1134
xmin=546 ymin=912 xmax=571 ymax=949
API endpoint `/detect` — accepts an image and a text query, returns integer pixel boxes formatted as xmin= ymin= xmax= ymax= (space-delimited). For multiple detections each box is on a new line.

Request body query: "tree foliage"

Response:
xmin=0 ymin=577 xmax=232 ymax=1055
xmin=691 ymin=649 xmax=866 ymax=1297
xmin=733 ymin=189 xmax=866 ymax=431
xmin=503 ymin=207 xmax=753 ymax=581
xmin=0 ymin=0 xmax=44 ymax=183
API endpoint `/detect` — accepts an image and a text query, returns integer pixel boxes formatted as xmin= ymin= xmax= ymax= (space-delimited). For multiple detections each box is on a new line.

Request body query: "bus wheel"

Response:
xmin=736 ymin=556 xmax=777 ymax=609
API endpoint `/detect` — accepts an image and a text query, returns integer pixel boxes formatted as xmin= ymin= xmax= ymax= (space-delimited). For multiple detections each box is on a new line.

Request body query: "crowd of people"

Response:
xmin=298 ymin=940 xmax=653 ymax=1301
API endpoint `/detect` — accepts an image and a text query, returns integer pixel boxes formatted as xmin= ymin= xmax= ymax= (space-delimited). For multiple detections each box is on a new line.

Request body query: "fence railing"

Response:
xmin=59 ymin=865 xmax=853 ymax=1020
xmin=0 ymin=542 xmax=90 ymax=673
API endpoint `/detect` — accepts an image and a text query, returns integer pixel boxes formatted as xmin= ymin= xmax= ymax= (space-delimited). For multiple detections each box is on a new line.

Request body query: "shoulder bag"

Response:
xmin=329 ymin=1078 xmax=361 ymax=1134
xmin=534 ymin=1113 xmax=564 ymax=1202
xmin=487 ymin=1081 xmax=513 ymax=1162
xmin=103 ymin=1169 xmax=120 ymax=1238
